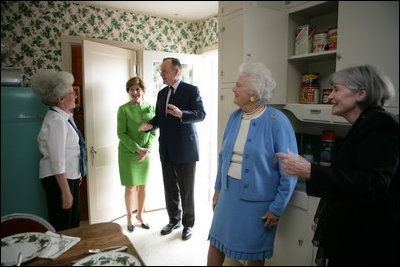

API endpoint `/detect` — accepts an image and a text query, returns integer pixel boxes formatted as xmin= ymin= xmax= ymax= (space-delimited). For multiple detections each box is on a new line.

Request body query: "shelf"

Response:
xmin=288 ymin=50 xmax=336 ymax=62
xmin=283 ymin=103 xmax=350 ymax=125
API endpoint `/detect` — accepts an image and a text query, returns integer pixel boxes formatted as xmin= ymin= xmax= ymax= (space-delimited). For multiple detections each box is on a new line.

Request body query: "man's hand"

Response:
xmin=166 ymin=104 xmax=182 ymax=118
xmin=138 ymin=123 xmax=153 ymax=132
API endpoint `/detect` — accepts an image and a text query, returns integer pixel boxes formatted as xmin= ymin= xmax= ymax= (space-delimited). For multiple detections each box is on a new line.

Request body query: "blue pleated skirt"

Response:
xmin=208 ymin=176 xmax=278 ymax=261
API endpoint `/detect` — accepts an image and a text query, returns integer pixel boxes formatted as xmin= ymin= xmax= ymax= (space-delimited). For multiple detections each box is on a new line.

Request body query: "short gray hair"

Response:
xmin=239 ymin=62 xmax=276 ymax=105
xmin=329 ymin=65 xmax=395 ymax=109
xmin=30 ymin=70 xmax=74 ymax=106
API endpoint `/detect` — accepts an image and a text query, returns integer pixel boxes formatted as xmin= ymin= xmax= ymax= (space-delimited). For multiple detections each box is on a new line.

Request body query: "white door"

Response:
xmin=83 ymin=40 xmax=137 ymax=224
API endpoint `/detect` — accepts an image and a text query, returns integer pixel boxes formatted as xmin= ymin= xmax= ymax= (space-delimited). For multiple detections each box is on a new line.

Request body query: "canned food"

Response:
xmin=305 ymin=88 xmax=320 ymax=104
xmin=328 ymin=27 xmax=337 ymax=50
xmin=313 ymin=31 xmax=328 ymax=52
xmin=322 ymin=89 xmax=332 ymax=104
xmin=302 ymin=73 xmax=319 ymax=85
xmin=300 ymin=84 xmax=320 ymax=104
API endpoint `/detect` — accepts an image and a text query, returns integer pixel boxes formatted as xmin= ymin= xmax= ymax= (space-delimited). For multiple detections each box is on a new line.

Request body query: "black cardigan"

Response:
xmin=307 ymin=106 xmax=399 ymax=266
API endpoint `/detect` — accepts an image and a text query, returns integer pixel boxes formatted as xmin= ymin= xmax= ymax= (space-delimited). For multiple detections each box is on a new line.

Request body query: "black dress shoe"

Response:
xmin=127 ymin=225 xmax=135 ymax=232
xmin=182 ymin=227 xmax=192 ymax=240
xmin=160 ymin=222 xmax=181 ymax=235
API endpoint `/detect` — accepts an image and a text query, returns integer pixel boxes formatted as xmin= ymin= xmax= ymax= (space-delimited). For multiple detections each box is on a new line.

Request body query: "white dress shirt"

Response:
xmin=37 ymin=106 xmax=81 ymax=179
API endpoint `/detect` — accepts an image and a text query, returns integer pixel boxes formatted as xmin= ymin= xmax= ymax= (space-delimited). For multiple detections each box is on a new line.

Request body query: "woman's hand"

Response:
xmin=61 ymin=191 xmax=73 ymax=210
xmin=276 ymin=149 xmax=312 ymax=179
xmin=137 ymin=147 xmax=150 ymax=162
xmin=55 ymin=173 xmax=73 ymax=210
xmin=212 ymin=189 xmax=220 ymax=212
xmin=261 ymin=210 xmax=280 ymax=228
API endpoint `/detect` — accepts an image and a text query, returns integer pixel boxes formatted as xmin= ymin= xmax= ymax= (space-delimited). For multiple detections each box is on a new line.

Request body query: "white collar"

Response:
xmin=170 ymin=80 xmax=181 ymax=92
xmin=51 ymin=106 xmax=72 ymax=121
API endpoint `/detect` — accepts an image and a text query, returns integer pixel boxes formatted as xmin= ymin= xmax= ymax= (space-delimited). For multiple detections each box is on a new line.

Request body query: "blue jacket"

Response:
xmin=215 ymin=106 xmax=298 ymax=216
xmin=149 ymin=81 xmax=205 ymax=164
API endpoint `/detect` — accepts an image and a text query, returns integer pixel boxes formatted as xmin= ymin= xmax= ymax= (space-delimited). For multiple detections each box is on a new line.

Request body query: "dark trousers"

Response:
xmin=161 ymin=154 xmax=196 ymax=228
xmin=41 ymin=176 xmax=80 ymax=231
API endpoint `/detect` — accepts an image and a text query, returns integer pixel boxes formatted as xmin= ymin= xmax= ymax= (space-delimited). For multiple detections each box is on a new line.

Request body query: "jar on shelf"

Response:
xmin=300 ymin=73 xmax=320 ymax=104
xmin=313 ymin=31 xmax=328 ymax=52
xmin=319 ymin=130 xmax=335 ymax=167
xmin=321 ymin=89 xmax=332 ymax=104
xmin=328 ymin=27 xmax=337 ymax=50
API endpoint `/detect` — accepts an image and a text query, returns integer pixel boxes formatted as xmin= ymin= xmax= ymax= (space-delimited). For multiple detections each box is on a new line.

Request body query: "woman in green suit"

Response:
xmin=117 ymin=77 xmax=156 ymax=232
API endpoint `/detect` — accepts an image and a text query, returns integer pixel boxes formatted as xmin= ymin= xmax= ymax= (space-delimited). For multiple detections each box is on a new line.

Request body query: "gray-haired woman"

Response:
xmin=31 ymin=69 xmax=85 ymax=231
xmin=207 ymin=62 xmax=298 ymax=265
xmin=276 ymin=65 xmax=399 ymax=265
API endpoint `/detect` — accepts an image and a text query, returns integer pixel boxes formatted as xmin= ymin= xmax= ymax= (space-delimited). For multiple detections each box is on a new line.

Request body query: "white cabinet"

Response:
xmin=337 ymin=1 xmax=399 ymax=109
xmin=218 ymin=1 xmax=287 ymax=149
xmin=268 ymin=191 xmax=320 ymax=266
xmin=284 ymin=1 xmax=399 ymax=121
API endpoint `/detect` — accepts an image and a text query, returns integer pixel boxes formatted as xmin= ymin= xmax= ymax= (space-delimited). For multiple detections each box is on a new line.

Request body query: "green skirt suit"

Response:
xmin=117 ymin=102 xmax=156 ymax=186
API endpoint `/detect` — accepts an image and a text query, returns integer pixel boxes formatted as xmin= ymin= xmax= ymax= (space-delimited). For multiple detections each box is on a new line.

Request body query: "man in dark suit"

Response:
xmin=138 ymin=57 xmax=206 ymax=240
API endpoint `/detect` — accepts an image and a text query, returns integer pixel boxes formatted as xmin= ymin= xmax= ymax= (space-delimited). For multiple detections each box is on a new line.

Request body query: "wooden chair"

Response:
xmin=1 ymin=213 xmax=55 ymax=238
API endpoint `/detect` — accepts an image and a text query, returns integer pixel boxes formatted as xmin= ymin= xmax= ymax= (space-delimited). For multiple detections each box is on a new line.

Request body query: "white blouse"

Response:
xmin=228 ymin=105 xmax=266 ymax=179
xmin=37 ymin=106 xmax=81 ymax=180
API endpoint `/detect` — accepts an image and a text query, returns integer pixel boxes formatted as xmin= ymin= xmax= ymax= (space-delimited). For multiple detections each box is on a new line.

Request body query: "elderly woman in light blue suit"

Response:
xmin=207 ymin=62 xmax=298 ymax=266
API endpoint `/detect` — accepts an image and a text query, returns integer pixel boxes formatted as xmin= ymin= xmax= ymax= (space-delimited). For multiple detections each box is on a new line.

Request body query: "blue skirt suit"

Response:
xmin=208 ymin=106 xmax=298 ymax=260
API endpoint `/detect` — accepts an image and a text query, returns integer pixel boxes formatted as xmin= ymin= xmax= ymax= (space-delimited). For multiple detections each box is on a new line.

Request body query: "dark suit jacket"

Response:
xmin=307 ymin=106 xmax=399 ymax=265
xmin=148 ymin=81 xmax=206 ymax=164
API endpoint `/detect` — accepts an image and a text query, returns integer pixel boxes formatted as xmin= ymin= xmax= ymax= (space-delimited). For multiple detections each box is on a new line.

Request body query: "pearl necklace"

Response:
xmin=242 ymin=104 xmax=266 ymax=120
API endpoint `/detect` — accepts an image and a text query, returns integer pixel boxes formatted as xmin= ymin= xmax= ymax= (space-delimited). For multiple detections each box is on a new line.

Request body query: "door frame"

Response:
xmin=60 ymin=35 xmax=145 ymax=222
xmin=61 ymin=35 xmax=145 ymax=78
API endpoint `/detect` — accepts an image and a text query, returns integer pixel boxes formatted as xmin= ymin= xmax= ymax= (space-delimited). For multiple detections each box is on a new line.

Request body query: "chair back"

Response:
xmin=1 ymin=213 xmax=55 ymax=238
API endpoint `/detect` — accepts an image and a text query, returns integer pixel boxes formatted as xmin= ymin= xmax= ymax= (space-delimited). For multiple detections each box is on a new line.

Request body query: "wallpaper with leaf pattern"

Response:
xmin=1 ymin=1 xmax=218 ymax=82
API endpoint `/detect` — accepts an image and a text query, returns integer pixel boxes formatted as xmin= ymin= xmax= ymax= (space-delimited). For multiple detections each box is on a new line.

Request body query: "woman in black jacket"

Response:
xmin=277 ymin=65 xmax=398 ymax=266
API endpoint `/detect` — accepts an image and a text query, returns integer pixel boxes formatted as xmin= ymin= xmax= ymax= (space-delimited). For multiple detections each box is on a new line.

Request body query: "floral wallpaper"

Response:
xmin=1 ymin=1 xmax=218 ymax=83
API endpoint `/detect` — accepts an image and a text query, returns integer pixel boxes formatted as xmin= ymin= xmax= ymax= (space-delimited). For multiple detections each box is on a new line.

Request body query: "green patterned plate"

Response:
xmin=72 ymin=251 xmax=141 ymax=266
xmin=1 ymin=232 xmax=51 ymax=266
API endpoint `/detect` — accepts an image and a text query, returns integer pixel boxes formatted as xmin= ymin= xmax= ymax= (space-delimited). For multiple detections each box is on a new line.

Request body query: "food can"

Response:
xmin=305 ymin=88 xmax=320 ymax=104
xmin=295 ymin=25 xmax=315 ymax=55
xmin=328 ymin=27 xmax=337 ymax=50
xmin=300 ymin=84 xmax=320 ymax=104
xmin=302 ymin=73 xmax=319 ymax=85
xmin=322 ymin=89 xmax=332 ymax=104
xmin=313 ymin=31 xmax=328 ymax=52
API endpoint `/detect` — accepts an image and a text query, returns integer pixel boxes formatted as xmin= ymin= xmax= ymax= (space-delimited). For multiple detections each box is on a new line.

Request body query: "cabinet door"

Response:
xmin=268 ymin=193 xmax=320 ymax=266
xmin=217 ymin=86 xmax=237 ymax=152
xmin=244 ymin=7 xmax=288 ymax=104
xmin=337 ymin=1 xmax=399 ymax=108
xmin=220 ymin=11 xmax=244 ymax=84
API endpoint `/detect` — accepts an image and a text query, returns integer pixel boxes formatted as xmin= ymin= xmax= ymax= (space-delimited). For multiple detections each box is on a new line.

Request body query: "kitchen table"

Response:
xmin=24 ymin=222 xmax=145 ymax=266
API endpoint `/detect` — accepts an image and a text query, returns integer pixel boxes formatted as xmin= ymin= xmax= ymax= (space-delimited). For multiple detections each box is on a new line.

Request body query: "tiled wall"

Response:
xmin=1 ymin=1 xmax=218 ymax=82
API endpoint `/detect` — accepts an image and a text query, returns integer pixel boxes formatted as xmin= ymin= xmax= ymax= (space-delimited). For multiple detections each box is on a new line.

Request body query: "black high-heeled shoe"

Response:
xmin=127 ymin=225 xmax=135 ymax=232
xmin=136 ymin=216 xmax=150 ymax=229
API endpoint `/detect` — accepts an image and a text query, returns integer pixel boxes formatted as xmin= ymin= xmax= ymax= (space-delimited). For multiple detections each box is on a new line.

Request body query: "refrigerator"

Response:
xmin=1 ymin=86 xmax=49 ymax=220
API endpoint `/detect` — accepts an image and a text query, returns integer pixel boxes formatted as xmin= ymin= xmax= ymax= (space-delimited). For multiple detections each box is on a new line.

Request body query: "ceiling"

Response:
xmin=81 ymin=1 xmax=219 ymax=21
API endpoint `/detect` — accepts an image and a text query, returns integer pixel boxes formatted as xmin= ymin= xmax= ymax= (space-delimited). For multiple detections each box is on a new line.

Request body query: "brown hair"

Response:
xmin=126 ymin=77 xmax=146 ymax=93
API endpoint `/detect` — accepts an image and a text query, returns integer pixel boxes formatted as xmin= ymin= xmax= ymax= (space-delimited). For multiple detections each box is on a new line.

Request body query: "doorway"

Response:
xmin=143 ymin=50 xmax=218 ymax=210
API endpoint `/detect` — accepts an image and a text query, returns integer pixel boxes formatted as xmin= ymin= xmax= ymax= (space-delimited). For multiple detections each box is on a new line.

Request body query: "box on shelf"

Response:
xmin=295 ymin=25 xmax=315 ymax=55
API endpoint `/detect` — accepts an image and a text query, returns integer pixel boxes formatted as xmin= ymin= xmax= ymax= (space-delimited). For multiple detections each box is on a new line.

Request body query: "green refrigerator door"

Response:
xmin=1 ymin=87 xmax=49 ymax=220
